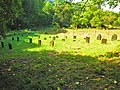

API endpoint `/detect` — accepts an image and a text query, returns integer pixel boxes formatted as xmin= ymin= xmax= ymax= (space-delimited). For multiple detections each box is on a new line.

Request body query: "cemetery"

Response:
xmin=0 ymin=0 xmax=120 ymax=90
xmin=0 ymin=28 xmax=120 ymax=90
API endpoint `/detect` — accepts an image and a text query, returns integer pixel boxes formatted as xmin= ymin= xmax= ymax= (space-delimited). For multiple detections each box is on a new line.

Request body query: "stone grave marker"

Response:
xmin=86 ymin=37 xmax=90 ymax=43
xmin=73 ymin=36 xmax=76 ymax=39
xmin=12 ymin=37 xmax=14 ymax=40
xmin=0 ymin=35 xmax=2 ymax=40
xmin=44 ymin=37 xmax=47 ymax=40
xmin=29 ymin=38 xmax=32 ymax=43
xmin=1 ymin=41 xmax=4 ymax=47
xmin=53 ymin=37 xmax=56 ymax=40
xmin=73 ymin=40 xmax=76 ymax=42
xmin=56 ymin=36 xmax=58 ymax=38
xmin=101 ymin=38 xmax=107 ymax=44
xmin=65 ymin=36 xmax=67 ymax=39
xmin=38 ymin=40 xmax=41 ymax=46
xmin=62 ymin=39 xmax=65 ymax=41
xmin=8 ymin=43 xmax=12 ymax=49
xmin=111 ymin=34 xmax=117 ymax=41
xmin=97 ymin=34 xmax=102 ymax=40
xmin=50 ymin=40 xmax=54 ymax=47
xmin=38 ymin=35 xmax=40 ymax=39
xmin=17 ymin=37 xmax=19 ymax=41
xmin=49 ymin=36 xmax=51 ymax=38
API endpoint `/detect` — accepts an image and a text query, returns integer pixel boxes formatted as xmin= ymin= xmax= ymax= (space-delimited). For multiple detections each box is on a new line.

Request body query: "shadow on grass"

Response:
xmin=0 ymin=46 xmax=120 ymax=90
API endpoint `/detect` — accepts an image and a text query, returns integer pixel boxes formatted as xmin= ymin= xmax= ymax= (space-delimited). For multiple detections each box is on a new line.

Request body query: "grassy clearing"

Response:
xmin=0 ymin=27 xmax=120 ymax=90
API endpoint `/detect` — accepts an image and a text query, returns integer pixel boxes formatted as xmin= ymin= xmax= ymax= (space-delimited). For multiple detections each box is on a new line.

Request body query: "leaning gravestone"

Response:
xmin=86 ymin=37 xmax=90 ymax=43
xmin=111 ymin=34 xmax=117 ymax=41
xmin=29 ymin=38 xmax=32 ymax=43
xmin=8 ymin=43 xmax=12 ymax=50
xmin=97 ymin=34 xmax=102 ymax=40
xmin=1 ymin=41 xmax=4 ymax=47
xmin=38 ymin=40 xmax=41 ymax=46
xmin=50 ymin=40 xmax=54 ymax=47
xmin=101 ymin=38 xmax=107 ymax=44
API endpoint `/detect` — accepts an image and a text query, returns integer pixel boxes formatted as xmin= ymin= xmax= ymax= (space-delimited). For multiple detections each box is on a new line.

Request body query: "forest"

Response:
xmin=0 ymin=0 xmax=120 ymax=90
xmin=0 ymin=0 xmax=120 ymax=35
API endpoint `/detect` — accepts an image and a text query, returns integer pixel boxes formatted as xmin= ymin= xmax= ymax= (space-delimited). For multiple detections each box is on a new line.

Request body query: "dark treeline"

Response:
xmin=0 ymin=0 xmax=120 ymax=36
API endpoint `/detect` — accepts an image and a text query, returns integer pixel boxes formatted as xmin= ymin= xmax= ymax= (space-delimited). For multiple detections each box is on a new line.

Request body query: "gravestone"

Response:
xmin=86 ymin=37 xmax=90 ymax=43
xmin=1 ymin=41 xmax=4 ymax=47
xmin=12 ymin=37 xmax=14 ymax=40
xmin=56 ymin=36 xmax=58 ymax=38
xmin=111 ymin=34 xmax=117 ymax=41
xmin=17 ymin=37 xmax=19 ymax=41
xmin=29 ymin=38 xmax=32 ymax=43
xmin=65 ymin=36 xmax=67 ymax=39
xmin=0 ymin=35 xmax=2 ymax=40
xmin=38 ymin=40 xmax=41 ymax=46
xmin=53 ymin=37 xmax=56 ymax=40
xmin=101 ymin=38 xmax=107 ymax=44
xmin=38 ymin=35 xmax=40 ymax=39
xmin=50 ymin=40 xmax=54 ymax=47
xmin=44 ymin=37 xmax=47 ymax=40
xmin=49 ymin=36 xmax=51 ymax=38
xmin=73 ymin=36 xmax=76 ymax=39
xmin=97 ymin=34 xmax=102 ymax=40
xmin=73 ymin=40 xmax=76 ymax=42
xmin=62 ymin=39 xmax=65 ymax=41
xmin=8 ymin=43 xmax=12 ymax=49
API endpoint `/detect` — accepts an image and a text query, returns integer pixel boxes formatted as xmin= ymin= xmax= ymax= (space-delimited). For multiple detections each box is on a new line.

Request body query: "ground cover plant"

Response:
xmin=0 ymin=28 xmax=120 ymax=90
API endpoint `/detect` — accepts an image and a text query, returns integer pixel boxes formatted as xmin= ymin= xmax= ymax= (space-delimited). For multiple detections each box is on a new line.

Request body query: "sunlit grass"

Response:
xmin=0 ymin=28 xmax=120 ymax=90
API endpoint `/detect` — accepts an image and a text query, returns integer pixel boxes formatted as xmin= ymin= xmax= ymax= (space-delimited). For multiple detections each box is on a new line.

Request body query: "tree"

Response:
xmin=0 ymin=0 xmax=23 ymax=37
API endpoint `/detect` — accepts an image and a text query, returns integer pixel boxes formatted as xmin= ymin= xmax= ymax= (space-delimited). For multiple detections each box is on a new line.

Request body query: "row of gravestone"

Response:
xmin=0 ymin=36 xmax=20 ymax=50
xmin=97 ymin=34 xmax=117 ymax=41
xmin=0 ymin=33 xmax=118 ymax=49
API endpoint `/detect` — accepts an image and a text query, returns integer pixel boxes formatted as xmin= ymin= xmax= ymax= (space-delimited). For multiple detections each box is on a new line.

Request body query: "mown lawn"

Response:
xmin=0 ymin=27 xmax=120 ymax=90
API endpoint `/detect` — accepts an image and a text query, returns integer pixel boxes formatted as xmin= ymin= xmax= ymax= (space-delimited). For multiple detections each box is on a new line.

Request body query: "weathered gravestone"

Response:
xmin=111 ymin=34 xmax=117 ymax=41
xmin=53 ymin=37 xmax=56 ymax=40
xmin=56 ymin=36 xmax=58 ymax=38
xmin=0 ymin=35 xmax=2 ymax=40
xmin=49 ymin=36 xmax=51 ymax=38
xmin=38 ymin=40 xmax=41 ymax=46
xmin=97 ymin=34 xmax=102 ymax=40
xmin=8 ymin=43 xmax=12 ymax=49
xmin=86 ymin=37 xmax=90 ymax=43
xmin=73 ymin=40 xmax=76 ymax=42
xmin=44 ymin=37 xmax=47 ymax=40
xmin=73 ymin=36 xmax=76 ymax=39
xmin=29 ymin=38 xmax=32 ymax=43
xmin=38 ymin=35 xmax=40 ymax=39
xmin=17 ymin=37 xmax=19 ymax=41
xmin=50 ymin=40 xmax=54 ymax=47
xmin=62 ymin=39 xmax=65 ymax=41
xmin=12 ymin=37 xmax=14 ymax=40
xmin=101 ymin=38 xmax=107 ymax=44
xmin=1 ymin=41 xmax=4 ymax=47
xmin=65 ymin=36 xmax=67 ymax=39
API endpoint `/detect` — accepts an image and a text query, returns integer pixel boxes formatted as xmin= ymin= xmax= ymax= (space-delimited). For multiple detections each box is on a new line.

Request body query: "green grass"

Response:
xmin=0 ymin=27 xmax=120 ymax=90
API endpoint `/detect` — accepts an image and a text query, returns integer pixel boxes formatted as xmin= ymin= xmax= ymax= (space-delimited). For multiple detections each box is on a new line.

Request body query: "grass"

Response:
xmin=0 ymin=27 xmax=120 ymax=90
